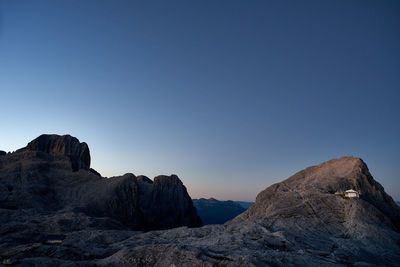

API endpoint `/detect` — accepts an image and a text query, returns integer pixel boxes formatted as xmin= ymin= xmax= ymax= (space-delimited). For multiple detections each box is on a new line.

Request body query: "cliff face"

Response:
xmin=143 ymin=175 xmax=202 ymax=230
xmin=0 ymin=134 xmax=201 ymax=231
xmin=18 ymin=134 xmax=91 ymax=171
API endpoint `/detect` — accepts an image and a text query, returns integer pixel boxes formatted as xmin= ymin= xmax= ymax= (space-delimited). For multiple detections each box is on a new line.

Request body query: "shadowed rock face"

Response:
xmin=147 ymin=175 xmax=202 ymax=229
xmin=18 ymin=134 xmax=91 ymax=171
xmin=0 ymin=135 xmax=201 ymax=231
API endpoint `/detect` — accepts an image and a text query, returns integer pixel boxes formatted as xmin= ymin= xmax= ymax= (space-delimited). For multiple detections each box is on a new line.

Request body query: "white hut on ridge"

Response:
xmin=345 ymin=189 xmax=359 ymax=198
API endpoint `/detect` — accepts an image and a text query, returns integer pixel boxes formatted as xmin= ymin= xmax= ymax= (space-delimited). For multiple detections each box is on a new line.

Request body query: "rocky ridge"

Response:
xmin=0 ymin=134 xmax=201 ymax=232
xmin=1 ymin=136 xmax=399 ymax=266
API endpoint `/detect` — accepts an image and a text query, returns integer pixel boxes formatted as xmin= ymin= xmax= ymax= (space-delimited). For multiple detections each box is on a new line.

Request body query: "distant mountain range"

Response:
xmin=192 ymin=198 xmax=253 ymax=224
xmin=235 ymin=201 xmax=254 ymax=209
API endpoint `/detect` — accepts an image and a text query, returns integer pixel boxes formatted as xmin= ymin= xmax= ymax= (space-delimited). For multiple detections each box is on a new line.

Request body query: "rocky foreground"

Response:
xmin=1 ymin=135 xmax=400 ymax=266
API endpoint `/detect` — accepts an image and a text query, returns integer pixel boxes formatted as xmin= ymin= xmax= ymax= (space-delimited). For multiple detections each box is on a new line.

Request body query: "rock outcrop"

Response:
xmin=0 ymin=134 xmax=200 ymax=231
xmin=1 ymin=142 xmax=399 ymax=266
xmin=17 ymin=134 xmax=91 ymax=171
xmin=140 ymin=175 xmax=202 ymax=230
xmin=231 ymin=156 xmax=400 ymax=265
xmin=234 ymin=157 xmax=400 ymax=228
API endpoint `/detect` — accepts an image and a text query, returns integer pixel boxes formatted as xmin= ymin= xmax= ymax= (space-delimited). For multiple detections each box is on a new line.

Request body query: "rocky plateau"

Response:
xmin=1 ymin=135 xmax=399 ymax=266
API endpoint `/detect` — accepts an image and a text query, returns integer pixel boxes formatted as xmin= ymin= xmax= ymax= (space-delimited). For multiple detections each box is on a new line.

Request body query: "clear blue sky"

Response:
xmin=1 ymin=0 xmax=399 ymax=201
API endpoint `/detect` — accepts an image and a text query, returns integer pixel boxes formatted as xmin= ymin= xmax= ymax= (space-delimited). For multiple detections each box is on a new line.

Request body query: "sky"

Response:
xmin=0 ymin=0 xmax=399 ymax=201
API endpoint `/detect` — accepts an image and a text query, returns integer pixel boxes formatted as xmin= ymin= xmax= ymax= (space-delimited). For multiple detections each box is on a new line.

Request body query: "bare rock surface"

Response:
xmin=231 ymin=156 xmax=400 ymax=265
xmin=17 ymin=134 xmax=91 ymax=171
xmin=1 ymin=137 xmax=399 ymax=266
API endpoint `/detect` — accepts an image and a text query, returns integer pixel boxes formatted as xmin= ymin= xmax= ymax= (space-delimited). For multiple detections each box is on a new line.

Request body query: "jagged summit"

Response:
xmin=18 ymin=134 xmax=91 ymax=171
xmin=0 ymin=134 xmax=201 ymax=231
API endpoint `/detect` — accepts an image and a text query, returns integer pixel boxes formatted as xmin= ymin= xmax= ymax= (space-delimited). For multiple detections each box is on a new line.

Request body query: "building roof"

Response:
xmin=345 ymin=189 xmax=357 ymax=193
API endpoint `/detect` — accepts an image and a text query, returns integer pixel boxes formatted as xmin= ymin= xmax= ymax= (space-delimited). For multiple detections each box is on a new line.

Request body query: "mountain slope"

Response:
xmin=231 ymin=156 xmax=400 ymax=265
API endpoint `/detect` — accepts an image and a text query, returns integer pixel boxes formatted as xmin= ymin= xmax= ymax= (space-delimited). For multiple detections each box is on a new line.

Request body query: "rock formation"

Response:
xmin=0 ymin=134 xmax=201 ymax=231
xmin=193 ymin=198 xmax=246 ymax=224
xmin=230 ymin=156 xmax=400 ymax=265
xmin=234 ymin=157 xmax=400 ymax=229
xmin=17 ymin=134 xmax=91 ymax=171
xmin=1 ymin=137 xmax=399 ymax=266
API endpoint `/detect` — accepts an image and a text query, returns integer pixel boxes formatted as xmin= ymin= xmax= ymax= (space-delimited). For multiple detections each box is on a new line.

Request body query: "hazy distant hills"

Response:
xmin=235 ymin=201 xmax=254 ymax=209
xmin=192 ymin=198 xmax=248 ymax=224
xmin=1 ymin=135 xmax=399 ymax=266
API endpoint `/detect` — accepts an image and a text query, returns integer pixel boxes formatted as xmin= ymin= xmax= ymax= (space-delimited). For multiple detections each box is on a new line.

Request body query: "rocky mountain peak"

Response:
xmin=21 ymin=134 xmax=91 ymax=171
xmin=277 ymin=156 xmax=370 ymax=193
xmin=234 ymin=156 xmax=400 ymax=233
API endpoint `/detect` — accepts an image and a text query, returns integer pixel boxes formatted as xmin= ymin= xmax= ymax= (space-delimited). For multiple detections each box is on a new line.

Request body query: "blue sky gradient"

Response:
xmin=1 ymin=0 xmax=399 ymax=201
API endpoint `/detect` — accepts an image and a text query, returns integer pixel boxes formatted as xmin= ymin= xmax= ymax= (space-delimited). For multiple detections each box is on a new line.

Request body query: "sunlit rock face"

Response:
xmin=234 ymin=157 xmax=400 ymax=231
xmin=229 ymin=156 xmax=400 ymax=265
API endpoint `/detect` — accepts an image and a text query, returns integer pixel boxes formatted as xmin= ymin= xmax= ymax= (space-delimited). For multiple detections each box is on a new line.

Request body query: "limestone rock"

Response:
xmin=138 ymin=175 xmax=202 ymax=230
xmin=19 ymin=134 xmax=91 ymax=170
xmin=1 ymin=140 xmax=399 ymax=266
xmin=0 ymin=135 xmax=201 ymax=231
xmin=231 ymin=156 xmax=400 ymax=265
